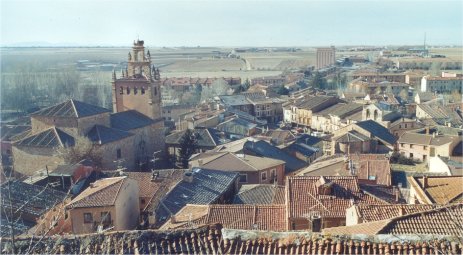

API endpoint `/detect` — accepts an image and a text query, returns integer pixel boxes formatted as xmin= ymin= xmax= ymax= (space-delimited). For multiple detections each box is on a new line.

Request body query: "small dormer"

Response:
xmin=315 ymin=176 xmax=333 ymax=195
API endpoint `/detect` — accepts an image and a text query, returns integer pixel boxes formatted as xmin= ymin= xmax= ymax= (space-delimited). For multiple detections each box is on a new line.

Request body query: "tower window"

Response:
xmin=141 ymin=87 xmax=145 ymax=94
xmin=119 ymin=87 xmax=124 ymax=95
xmin=154 ymin=87 xmax=157 ymax=95
xmin=126 ymin=87 xmax=130 ymax=94
xmin=134 ymin=87 xmax=138 ymax=95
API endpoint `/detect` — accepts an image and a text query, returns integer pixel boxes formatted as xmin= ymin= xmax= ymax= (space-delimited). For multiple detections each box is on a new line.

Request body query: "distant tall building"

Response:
xmin=112 ymin=40 xmax=162 ymax=120
xmin=316 ymin=46 xmax=336 ymax=70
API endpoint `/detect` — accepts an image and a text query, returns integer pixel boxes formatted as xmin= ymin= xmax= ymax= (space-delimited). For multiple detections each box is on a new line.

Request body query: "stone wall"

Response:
xmin=12 ymin=146 xmax=64 ymax=176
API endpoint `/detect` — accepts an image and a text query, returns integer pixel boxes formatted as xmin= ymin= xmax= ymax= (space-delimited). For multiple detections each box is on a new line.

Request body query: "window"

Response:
xmin=116 ymin=148 xmax=122 ymax=159
xmin=401 ymin=143 xmax=404 ymax=147
xmin=410 ymin=144 xmax=413 ymax=148
xmin=126 ymin=87 xmax=131 ymax=94
xmin=134 ymin=87 xmax=138 ymax=94
xmin=239 ymin=174 xmax=247 ymax=183
xmin=141 ymin=87 xmax=145 ymax=94
xmin=404 ymin=124 xmax=408 ymax=128
xmin=430 ymin=147 xmax=435 ymax=156
xmin=154 ymin=87 xmax=157 ymax=95
xmin=410 ymin=153 xmax=414 ymax=158
xmin=423 ymin=155 xmax=427 ymax=161
xmin=141 ymin=199 xmax=146 ymax=205
xmin=270 ymin=168 xmax=276 ymax=181
xmin=101 ymin=212 xmax=111 ymax=224
xmin=261 ymin=172 xmax=267 ymax=181
xmin=83 ymin=213 xmax=93 ymax=223
xmin=119 ymin=87 xmax=124 ymax=95
xmin=423 ymin=146 xmax=427 ymax=150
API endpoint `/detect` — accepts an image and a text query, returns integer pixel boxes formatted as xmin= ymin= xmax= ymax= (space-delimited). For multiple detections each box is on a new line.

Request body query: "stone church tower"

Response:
xmin=112 ymin=39 xmax=162 ymax=120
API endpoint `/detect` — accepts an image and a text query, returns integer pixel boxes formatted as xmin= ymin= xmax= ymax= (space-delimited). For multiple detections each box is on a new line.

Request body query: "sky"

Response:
xmin=1 ymin=0 xmax=462 ymax=47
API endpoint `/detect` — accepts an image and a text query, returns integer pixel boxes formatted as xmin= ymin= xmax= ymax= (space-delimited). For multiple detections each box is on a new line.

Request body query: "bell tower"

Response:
xmin=112 ymin=39 xmax=162 ymax=120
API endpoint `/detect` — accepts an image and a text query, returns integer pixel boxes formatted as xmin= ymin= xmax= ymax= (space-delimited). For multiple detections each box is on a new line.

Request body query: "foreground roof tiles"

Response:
xmin=3 ymin=224 xmax=462 ymax=254
xmin=408 ymin=175 xmax=463 ymax=204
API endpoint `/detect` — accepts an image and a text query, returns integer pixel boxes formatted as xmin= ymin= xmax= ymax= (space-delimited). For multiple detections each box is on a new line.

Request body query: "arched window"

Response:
xmin=126 ymin=87 xmax=131 ymax=94
xmin=141 ymin=87 xmax=145 ymax=94
xmin=154 ymin=87 xmax=157 ymax=96
xmin=373 ymin=110 xmax=378 ymax=120
xmin=119 ymin=87 xmax=123 ymax=95
xmin=366 ymin=109 xmax=370 ymax=119
xmin=134 ymin=87 xmax=138 ymax=95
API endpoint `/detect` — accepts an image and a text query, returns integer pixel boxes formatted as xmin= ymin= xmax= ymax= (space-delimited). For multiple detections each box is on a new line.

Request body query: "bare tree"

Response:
xmin=56 ymin=136 xmax=103 ymax=167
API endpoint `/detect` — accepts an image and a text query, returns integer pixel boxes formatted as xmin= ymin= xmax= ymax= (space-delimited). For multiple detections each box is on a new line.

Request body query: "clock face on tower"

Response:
xmin=112 ymin=40 xmax=162 ymax=120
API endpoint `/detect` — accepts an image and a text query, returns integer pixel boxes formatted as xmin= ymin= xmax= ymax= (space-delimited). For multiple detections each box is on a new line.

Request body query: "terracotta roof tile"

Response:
xmin=5 ymin=224 xmax=462 ymax=254
xmin=409 ymin=175 xmax=463 ymax=204
xmin=65 ymin=177 xmax=126 ymax=208
xmin=353 ymin=204 xmax=443 ymax=222
xmin=233 ymin=184 xmax=285 ymax=204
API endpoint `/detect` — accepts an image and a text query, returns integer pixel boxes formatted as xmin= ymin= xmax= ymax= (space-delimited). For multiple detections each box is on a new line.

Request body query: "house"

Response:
xmin=216 ymin=117 xmax=257 ymax=138
xmin=189 ymin=152 xmax=285 ymax=186
xmin=397 ymin=129 xmax=461 ymax=163
xmin=165 ymin=127 xmax=227 ymax=162
xmin=325 ymin=203 xmax=463 ymax=236
xmin=407 ymin=175 xmax=463 ymax=204
xmin=0 ymin=181 xmax=67 ymax=237
xmin=345 ymin=204 xmax=442 ymax=226
xmin=416 ymin=103 xmax=463 ymax=128
xmin=243 ymin=140 xmax=307 ymax=174
xmin=286 ymin=176 xmax=388 ymax=231
xmin=421 ymin=75 xmax=463 ymax=93
xmin=414 ymin=92 xmax=435 ymax=104
xmin=310 ymin=102 xmax=363 ymax=133
xmin=160 ymin=204 xmax=286 ymax=231
xmin=296 ymin=154 xmax=392 ymax=186
xmin=153 ymin=168 xmax=239 ymax=227
xmin=388 ymin=117 xmax=424 ymax=138
xmin=283 ymin=142 xmax=321 ymax=164
xmin=291 ymin=96 xmax=338 ymax=127
xmin=331 ymin=120 xmax=398 ymax=154
xmin=5 ymin=224 xmax=460 ymax=254
xmin=233 ymin=184 xmax=285 ymax=204
xmin=65 ymin=176 xmax=140 ymax=234
xmin=260 ymin=129 xmax=296 ymax=146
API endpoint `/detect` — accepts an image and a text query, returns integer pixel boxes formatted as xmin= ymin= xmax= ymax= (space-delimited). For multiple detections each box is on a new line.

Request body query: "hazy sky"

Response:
xmin=1 ymin=0 xmax=462 ymax=47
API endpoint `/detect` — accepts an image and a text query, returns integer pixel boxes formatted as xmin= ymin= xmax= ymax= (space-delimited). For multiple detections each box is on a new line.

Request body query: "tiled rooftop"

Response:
xmin=14 ymin=127 xmax=75 ymax=148
xmin=233 ymin=184 xmax=285 ymax=204
xmin=355 ymin=120 xmax=397 ymax=145
xmin=4 ymin=224 xmax=461 ymax=254
xmin=86 ymin=125 xmax=133 ymax=144
xmin=408 ymin=175 xmax=463 ymax=204
xmin=191 ymin=152 xmax=285 ymax=172
xmin=352 ymin=204 xmax=442 ymax=223
xmin=110 ymin=110 xmax=158 ymax=131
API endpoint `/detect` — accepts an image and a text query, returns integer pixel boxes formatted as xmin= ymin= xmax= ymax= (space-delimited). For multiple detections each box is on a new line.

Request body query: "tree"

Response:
xmin=178 ymin=129 xmax=198 ymax=168
xmin=276 ymin=85 xmax=289 ymax=95
xmin=451 ymin=89 xmax=462 ymax=103
xmin=310 ymin=72 xmax=327 ymax=89
xmin=429 ymin=62 xmax=442 ymax=76
xmin=56 ymin=136 xmax=103 ymax=167
xmin=296 ymin=80 xmax=308 ymax=89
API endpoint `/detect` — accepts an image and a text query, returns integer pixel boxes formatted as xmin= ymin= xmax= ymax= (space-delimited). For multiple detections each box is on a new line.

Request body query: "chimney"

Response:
xmin=170 ymin=215 xmax=177 ymax=224
xmin=422 ymin=175 xmax=428 ymax=189
xmin=393 ymin=186 xmax=400 ymax=202
xmin=183 ymin=172 xmax=194 ymax=183
xmin=432 ymin=132 xmax=436 ymax=138
xmin=398 ymin=206 xmax=405 ymax=216
xmin=198 ymin=159 xmax=203 ymax=166
xmin=151 ymin=171 xmax=159 ymax=182
xmin=425 ymin=127 xmax=429 ymax=135
xmin=311 ymin=215 xmax=322 ymax=232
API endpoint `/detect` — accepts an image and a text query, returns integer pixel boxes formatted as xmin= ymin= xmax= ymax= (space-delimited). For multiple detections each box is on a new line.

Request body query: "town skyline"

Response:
xmin=1 ymin=0 xmax=462 ymax=47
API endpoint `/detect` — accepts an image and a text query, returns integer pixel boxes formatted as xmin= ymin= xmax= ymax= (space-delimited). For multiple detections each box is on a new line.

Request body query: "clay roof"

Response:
xmin=335 ymin=130 xmax=371 ymax=143
xmin=165 ymin=128 xmax=223 ymax=148
xmin=348 ymin=154 xmax=391 ymax=186
xmin=355 ymin=120 xmax=398 ymax=145
xmin=162 ymin=204 xmax=287 ymax=231
xmin=352 ymin=204 xmax=443 ymax=223
xmin=233 ymin=184 xmax=285 ymax=204
xmin=418 ymin=103 xmax=449 ymax=119
xmin=324 ymin=203 xmax=463 ymax=236
xmin=31 ymin=99 xmax=110 ymax=118
xmin=65 ymin=177 xmax=127 ymax=209
xmin=287 ymin=176 xmax=387 ymax=219
xmin=4 ymin=224 xmax=461 ymax=254
xmin=398 ymin=132 xmax=453 ymax=146
xmin=408 ymin=175 xmax=463 ymax=204
xmin=125 ymin=171 xmax=179 ymax=199
xmin=191 ymin=152 xmax=285 ymax=172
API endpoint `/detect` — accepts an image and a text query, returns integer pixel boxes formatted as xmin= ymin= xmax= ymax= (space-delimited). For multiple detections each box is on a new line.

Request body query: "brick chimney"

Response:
xmin=425 ymin=127 xmax=430 ymax=135
xmin=422 ymin=175 xmax=428 ymax=189
xmin=398 ymin=206 xmax=405 ymax=216
xmin=183 ymin=171 xmax=194 ymax=183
